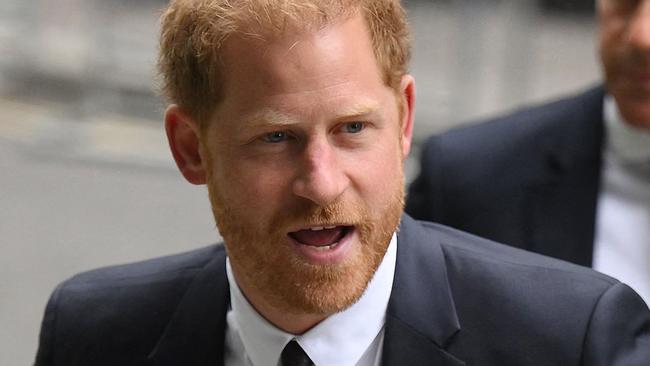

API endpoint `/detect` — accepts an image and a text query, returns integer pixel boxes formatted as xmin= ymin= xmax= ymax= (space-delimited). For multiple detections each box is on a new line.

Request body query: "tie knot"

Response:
xmin=281 ymin=340 xmax=314 ymax=366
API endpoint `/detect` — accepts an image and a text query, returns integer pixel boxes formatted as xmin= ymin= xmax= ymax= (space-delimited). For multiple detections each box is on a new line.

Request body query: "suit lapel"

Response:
xmin=527 ymin=87 xmax=605 ymax=267
xmin=148 ymin=246 xmax=230 ymax=366
xmin=383 ymin=215 xmax=465 ymax=366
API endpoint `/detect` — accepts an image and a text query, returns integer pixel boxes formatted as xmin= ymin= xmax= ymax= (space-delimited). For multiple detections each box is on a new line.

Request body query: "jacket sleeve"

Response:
xmin=581 ymin=282 xmax=650 ymax=366
xmin=34 ymin=282 xmax=65 ymax=366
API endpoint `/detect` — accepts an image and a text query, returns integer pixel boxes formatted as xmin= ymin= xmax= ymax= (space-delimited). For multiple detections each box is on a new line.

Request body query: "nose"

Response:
xmin=628 ymin=1 xmax=650 ymax=51
xmin=292 ymin=137 xmax=349 ymax=207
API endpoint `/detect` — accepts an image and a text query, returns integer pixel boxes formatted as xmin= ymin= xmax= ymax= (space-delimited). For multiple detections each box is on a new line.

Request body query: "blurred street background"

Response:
xmin=1 ymin=0 xmax=599 ymax=364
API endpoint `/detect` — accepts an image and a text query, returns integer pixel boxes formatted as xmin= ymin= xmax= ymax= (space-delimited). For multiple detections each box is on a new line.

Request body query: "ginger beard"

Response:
xmin=205 ymin=163 xmax=405 ymax=315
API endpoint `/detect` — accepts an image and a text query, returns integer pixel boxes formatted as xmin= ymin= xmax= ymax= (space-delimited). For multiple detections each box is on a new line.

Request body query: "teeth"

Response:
xmin=309 ymin=225 xmax=337 ymax=231
xmin=311 ymin=242 xmax=339 ymax=251
xmin=313 ymin=245 xmax=330 ymax=251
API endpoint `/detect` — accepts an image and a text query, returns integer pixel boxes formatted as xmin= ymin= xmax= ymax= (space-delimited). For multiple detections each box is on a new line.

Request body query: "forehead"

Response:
xmin=214 ymin=13 xmax=388 ymax=118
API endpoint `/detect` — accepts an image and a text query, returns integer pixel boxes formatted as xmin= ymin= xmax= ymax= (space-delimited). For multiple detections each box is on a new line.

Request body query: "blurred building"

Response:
xmin=1 ymin=0 xmax=599 ymax=139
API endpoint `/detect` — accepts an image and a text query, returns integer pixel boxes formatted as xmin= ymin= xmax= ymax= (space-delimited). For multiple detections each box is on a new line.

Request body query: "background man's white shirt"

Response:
xmin=593 ymin=96 xmax=650 ymax=306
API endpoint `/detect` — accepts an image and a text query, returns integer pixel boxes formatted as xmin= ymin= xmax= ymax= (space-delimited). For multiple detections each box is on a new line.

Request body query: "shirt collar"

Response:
xmin=604 ymin=95 xmax=650 ymax=163
xmin=226 ymin=233 xmax=397 ymax=366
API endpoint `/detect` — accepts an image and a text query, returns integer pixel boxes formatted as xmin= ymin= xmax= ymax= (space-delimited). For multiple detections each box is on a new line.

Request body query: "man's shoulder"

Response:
xmin=408 ymin=218 xmax=616 ymax=291
xmin=52 ymin=244 xmax=226 ymax=318
xmin=442 ymin=85 xmax=603 ymax=143
xmin=398 ymin=217 xmax=650 ymax=364
xmin=36 ymin=244 xmax=226 ymax=365
xmin=403 ymin=217 xmax=625 ymax=331
xmin=409 ymin=85 xmax=606 ymax=208
xmin=61 ymin=244 xmax=224 ymax=289
xmin=422 ymin=85 xmax=605 ymax=163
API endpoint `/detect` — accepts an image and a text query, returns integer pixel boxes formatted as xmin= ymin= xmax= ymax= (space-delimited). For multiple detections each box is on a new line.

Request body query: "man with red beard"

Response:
xmin=408 ymin=0 xmax=650 ymax=306
xmin=35 ymin=1 xmax=649 ymax=365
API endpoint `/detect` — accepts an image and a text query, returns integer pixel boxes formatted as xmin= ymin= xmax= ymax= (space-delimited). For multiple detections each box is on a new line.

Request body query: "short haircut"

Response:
xmin=158 ymin=0 xmax=411 ymax=126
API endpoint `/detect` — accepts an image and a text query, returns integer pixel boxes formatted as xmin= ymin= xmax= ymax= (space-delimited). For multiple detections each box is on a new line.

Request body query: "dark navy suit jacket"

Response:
xmin=35 ymin=215 xmax=650 ymax=365
xmin=407 ymin=86 xmax=606 ymax=267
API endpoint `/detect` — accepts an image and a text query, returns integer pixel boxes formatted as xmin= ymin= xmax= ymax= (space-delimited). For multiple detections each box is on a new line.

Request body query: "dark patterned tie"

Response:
xmin=281 ymin=340 xmax=314 ymax=366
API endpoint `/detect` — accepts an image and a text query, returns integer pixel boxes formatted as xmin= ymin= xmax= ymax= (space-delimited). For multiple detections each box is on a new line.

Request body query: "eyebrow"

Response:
xmin=242 ymin=109 xmax=299 ymax=128
xmin=241 ymin=100 xmax=382 ymax=128
xmin=338 ymin=100 xmax=381 ymax=119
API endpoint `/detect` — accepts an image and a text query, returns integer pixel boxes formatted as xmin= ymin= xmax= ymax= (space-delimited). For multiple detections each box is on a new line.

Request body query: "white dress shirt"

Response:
xmin=224 ymin=234 xmax=397 ymax=366
xmin=593 ymin=96 xmax=650 ymax=306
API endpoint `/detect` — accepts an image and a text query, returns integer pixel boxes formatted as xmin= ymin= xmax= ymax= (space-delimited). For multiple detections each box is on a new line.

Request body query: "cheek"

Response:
xmin=349 ymin=142 xmax=404 ymax=200
xmin=210 ymin=153 xmax=291 ymax=213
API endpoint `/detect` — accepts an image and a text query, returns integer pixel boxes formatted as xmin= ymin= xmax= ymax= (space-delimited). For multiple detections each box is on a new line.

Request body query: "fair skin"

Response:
xmin=599 ymin=0 xmax=650 ymax=128
xmin=165 ymin=14 xmax=415 ymax=334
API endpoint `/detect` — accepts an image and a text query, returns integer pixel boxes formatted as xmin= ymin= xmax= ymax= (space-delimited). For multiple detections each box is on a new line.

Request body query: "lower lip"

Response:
xmin=288 ymin=228 xmax=356 ymax=265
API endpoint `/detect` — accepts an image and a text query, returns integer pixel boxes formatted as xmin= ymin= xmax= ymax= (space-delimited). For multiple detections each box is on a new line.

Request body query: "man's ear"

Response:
xmin=399 ymin=74 xmax=415 ymax=158
xmin=165 ymin=105 xmax=207 ymax=185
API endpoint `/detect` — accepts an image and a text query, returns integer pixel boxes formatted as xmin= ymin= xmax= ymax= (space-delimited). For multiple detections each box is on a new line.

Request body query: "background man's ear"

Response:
xmin=399 ymin=74 xmax=416 ymax=158
xmin=165 ymin=105 xmax=207 ymax=185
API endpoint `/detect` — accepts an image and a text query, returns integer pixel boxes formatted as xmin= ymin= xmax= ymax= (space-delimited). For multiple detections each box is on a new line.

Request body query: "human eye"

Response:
xmin=341 ymin=121 xmax=365 ymax=134
xmin=262 ymin=131 xmax=289 ymax=143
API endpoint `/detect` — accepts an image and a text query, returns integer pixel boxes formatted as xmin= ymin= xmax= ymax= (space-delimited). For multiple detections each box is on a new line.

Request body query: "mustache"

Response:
xmin=269 ymin=198 xmax=369 ymax=232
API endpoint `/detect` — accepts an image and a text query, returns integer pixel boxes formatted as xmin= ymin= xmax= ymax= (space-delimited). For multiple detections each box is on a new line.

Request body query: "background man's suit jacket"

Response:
xmin=407 ymin=86 xmax=606 ymax=267
xmin=35 ymin=215 xmax=650 ymax=365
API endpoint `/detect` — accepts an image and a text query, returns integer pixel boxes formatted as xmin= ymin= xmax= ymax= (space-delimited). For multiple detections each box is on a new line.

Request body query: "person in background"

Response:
xmin=35 ymin=1 xmax=649 ymax=365
xmin=407 ymin=0 xmax=650 ymax=305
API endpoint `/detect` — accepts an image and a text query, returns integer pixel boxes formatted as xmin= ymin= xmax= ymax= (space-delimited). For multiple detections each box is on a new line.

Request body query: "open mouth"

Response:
xmin=288 ymin=225 xmax=354 ymax=250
